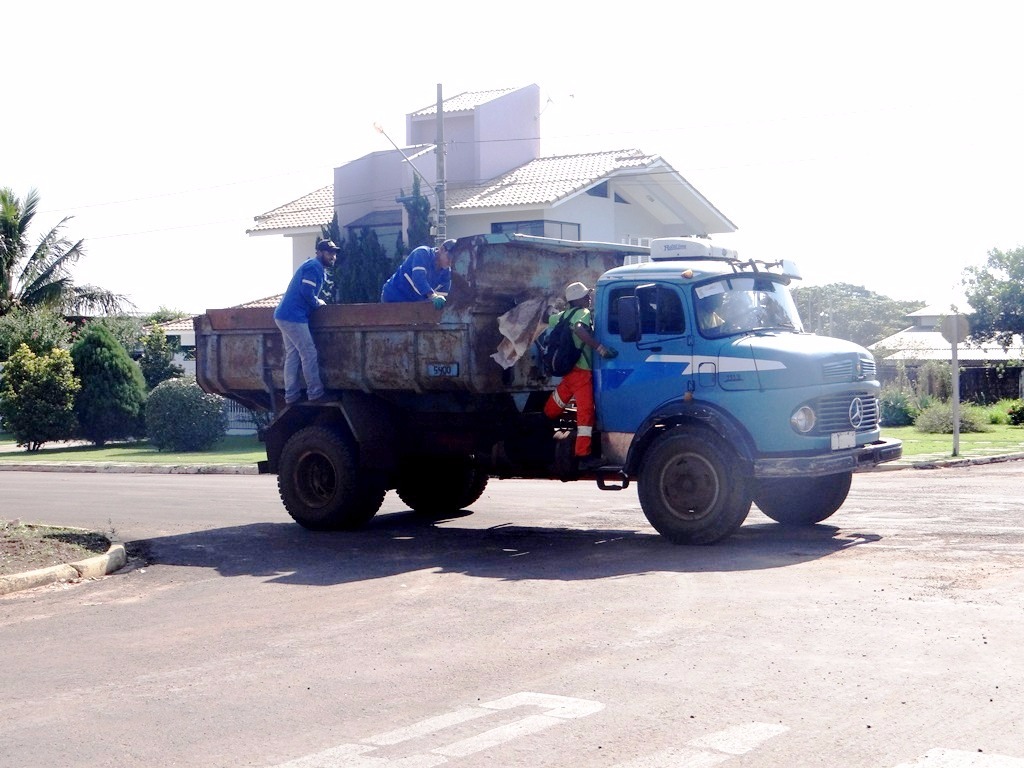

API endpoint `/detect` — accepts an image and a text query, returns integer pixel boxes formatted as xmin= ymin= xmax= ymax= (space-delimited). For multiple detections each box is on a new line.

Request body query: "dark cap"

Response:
xmin=440 ymin=239 xmax=457 ymax=252
xmin=316 ymin=239 xmax=340 ymax=252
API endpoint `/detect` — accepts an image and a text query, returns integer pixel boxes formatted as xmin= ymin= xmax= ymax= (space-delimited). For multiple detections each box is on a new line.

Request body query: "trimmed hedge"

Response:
xmin=146 ymin=377 xmax=227 ymax=451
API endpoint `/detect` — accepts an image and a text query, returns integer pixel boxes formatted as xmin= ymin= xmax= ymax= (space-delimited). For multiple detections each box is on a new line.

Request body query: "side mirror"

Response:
xmin=618 ymin=295 xmax=641 ymax=342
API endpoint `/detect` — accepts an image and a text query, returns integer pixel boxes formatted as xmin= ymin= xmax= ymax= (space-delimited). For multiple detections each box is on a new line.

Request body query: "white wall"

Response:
xmin=290 ymin=232 xmax=320 ymax=273
xmin=476 ymin=87 xmax=540 ymax=182
xmin=406 ymin=86 xmax=540 ymax=185
xmin=333 ymin=151 xmax=414 ymax=237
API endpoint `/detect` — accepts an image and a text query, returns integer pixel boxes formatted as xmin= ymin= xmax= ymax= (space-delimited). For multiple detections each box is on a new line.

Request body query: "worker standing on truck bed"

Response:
xmin=380 ymin=239 xmax=455 ymax=308
xmin=543 ymin=281 xmax=618 ymax=467
xmin=273 ymin=238 xmax=338 ymax=405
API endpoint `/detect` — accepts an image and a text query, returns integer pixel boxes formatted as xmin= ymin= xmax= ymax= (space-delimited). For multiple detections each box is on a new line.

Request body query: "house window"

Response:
xmin=587 ymin=182 xmax=608 ymax=198
xmin=492 ymin=220 xmax=581 ymax=240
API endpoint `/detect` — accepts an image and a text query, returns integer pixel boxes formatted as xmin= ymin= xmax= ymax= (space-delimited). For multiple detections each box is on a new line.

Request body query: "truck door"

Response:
xmin=594 ymin=282 xmax=692 ymax=436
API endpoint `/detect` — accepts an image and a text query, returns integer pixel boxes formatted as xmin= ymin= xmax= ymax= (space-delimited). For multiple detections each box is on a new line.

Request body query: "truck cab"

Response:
xmin=582 ymin=238 xmax=902 ymax=542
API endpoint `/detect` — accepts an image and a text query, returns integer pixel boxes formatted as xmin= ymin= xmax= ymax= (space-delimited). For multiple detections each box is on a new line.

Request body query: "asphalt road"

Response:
xmin=1 ymin=465 xmax=1022 ymax=768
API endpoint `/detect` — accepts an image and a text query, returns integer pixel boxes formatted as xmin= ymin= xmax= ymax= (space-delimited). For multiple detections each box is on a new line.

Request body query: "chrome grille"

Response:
xmin=822 ymin=358 xmax=877 ymax=383
xmin=815 ymin=392 xmax=879 ymax=433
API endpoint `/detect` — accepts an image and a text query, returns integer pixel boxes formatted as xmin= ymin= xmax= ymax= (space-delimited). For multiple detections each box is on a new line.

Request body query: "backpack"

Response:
xmin=541 ymin=308 xmax=585 ymax=377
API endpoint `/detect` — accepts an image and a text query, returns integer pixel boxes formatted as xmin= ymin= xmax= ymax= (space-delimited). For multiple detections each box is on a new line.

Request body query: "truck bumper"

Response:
xmin=753 ymin=437 xmax=903 ymax=479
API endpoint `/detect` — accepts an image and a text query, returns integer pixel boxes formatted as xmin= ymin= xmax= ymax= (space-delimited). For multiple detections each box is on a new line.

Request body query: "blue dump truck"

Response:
xmin=195 ymin=233 xmax=901 ymax=544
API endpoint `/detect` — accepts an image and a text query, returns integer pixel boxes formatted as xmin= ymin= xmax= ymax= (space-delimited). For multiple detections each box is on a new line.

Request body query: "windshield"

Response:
xmin=694 ymin=277 xmax=803 ymax=338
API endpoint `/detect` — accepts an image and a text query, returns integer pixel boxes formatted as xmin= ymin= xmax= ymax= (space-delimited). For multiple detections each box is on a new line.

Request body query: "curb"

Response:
xmin=0 ymin=462 xmax=258 ymax=475
xmin=881 ymin=452 xmax=1024 ymax=472
xmin=0 ymin=542 xmax=128 ymax=597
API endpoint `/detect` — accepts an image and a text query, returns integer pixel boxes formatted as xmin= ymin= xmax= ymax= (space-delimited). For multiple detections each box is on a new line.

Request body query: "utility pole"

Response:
xmin=435 ymin=83 xmax=447 ymax=245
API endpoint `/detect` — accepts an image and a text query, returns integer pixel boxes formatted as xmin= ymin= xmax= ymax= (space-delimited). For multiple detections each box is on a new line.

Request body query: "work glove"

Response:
xmin=431 ymin=294 xmax=447 ymax=310
xmin=597 ymin=344 xmax=619 ymax=360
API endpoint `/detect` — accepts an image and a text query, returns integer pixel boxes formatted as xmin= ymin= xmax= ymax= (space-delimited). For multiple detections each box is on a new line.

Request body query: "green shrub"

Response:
xmin=146 ymin=377 xmax=226 ymax=451
xmin=880 ymin=387 xmax=916 ymax=427
xmin=1008 ymin=400 xmax=1024 ymax=426
xmin=71 ymin=324 xmax=147 ymax=446
xmin=984 ymin=398 xmax=1017 ymax=425
xmin=0 ymin=307 xmax=72 ymax=360
xmin=0 ymin=344 xmax=80 ymax=450
xmin=914 ymin=402 xmax=991 ymax=434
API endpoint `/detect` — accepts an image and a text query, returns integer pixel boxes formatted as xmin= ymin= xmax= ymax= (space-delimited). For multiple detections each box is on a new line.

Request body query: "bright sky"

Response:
xmin=5 ymin=0 xmax=1023 ymax=315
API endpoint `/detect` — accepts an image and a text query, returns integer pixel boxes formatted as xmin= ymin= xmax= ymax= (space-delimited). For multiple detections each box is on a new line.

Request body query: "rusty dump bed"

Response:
xmin=195 ymin=234 xmax=647 ymax=412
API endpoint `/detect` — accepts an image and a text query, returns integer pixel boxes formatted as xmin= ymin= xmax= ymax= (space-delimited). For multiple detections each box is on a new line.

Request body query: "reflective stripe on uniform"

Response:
xmin=577 ymin=425 xmax=593 ymax=437
xmin=551 ymin=391 xmax=568 ymax=409
xmin=301 ymin=279 xmax=317 ymax=287
xmin=403 ymin=272 xmax=424 ymax=295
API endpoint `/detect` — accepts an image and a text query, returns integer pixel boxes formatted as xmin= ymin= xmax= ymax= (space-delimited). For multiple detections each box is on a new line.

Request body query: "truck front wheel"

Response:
xmin=753 ymin=472 xmax=852 ymax=526
xmin=396 ymin=457 xmax=489 ymax=516
xmin=638 ymin=429 xmax=752 ymax=544
xmin=278 ymin=426 xmax=385 ymax=531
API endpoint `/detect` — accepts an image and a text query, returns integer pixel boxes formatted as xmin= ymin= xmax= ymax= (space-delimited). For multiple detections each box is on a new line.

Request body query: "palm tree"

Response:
xmin=0 ymin=187 xmax=129 ymax=317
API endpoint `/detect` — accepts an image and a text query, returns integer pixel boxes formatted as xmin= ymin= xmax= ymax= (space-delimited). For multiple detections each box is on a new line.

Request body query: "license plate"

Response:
xmin=831 ymin=431 xmax=856 ymax=450
xmin=427 ymin=362 xmax=459 ymax=377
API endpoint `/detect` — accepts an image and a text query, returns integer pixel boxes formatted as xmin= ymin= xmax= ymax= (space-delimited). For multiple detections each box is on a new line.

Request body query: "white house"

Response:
xmin=248 ymin=85 xmax=736 ymax=272
xmin=871 ymin=305 xmax=1024 ymax=400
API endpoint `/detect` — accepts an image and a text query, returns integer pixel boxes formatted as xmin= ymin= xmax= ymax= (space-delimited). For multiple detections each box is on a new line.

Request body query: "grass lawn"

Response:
xmin=882 ymin=423 xmax=1024 ymax=461
xmin=0 ymin=433 xmax=266 ymax=465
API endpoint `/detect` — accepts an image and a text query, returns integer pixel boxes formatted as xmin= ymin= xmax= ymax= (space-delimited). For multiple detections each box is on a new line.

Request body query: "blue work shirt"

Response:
xmin=380 ymin=245 xmax=451 ymax=302
xmin=274 ymin=257 xmax=325 ymax=323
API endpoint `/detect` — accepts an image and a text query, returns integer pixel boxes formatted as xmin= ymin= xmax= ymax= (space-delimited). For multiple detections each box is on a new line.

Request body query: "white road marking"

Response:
xmin=432 ymin=713 xmax=561 ymax=757
xmin=610 ymin=721 xmax=788 ymax=767
xmin=892 ymin=749 xmax=1024 ymax=767
xmin=364 ymin=707 xmax=493 ymax=746
xmin=687 ymin=722 xmax=790 ymax=755
xmin=478 ymin=691 xmax=606 ymax=719
xmin=272 ymin=742 xmax=446 ymax=768
xmin=611 ymin=747 xmax=731 ymax=768
xmin=270 ymin=692 xmax=603 ymax=767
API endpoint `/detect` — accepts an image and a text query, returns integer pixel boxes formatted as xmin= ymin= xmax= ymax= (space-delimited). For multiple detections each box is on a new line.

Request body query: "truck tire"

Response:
xmin=278 ymin=426 xmax=385 ymax=531
xmin=397 ymin=457 xmax=489 ymax=516
xmin=638 ymin=429 xmax=752 ymax=544
xmin=753 ymin=472 xmax=852 ymax=526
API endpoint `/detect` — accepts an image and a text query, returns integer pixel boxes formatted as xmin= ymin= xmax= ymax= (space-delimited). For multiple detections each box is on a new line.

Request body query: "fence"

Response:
xmin=223 ymin=401 xmax=263 ymax=435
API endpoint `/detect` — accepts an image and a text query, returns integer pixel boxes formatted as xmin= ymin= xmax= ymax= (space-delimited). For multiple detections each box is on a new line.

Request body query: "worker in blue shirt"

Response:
xmin=273 ymin=239 xmax=338 ymax=404
xmin=380 ymin=239 xmax=456 ymax=308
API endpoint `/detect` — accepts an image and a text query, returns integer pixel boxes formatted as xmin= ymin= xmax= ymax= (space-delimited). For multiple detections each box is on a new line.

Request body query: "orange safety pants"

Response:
xmin=543 ymin=367 xmax=595 ymax=457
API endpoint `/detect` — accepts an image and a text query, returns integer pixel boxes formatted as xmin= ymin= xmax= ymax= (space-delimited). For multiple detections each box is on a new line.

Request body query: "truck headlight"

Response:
xmin=791 ymin=406 xmax=816 ymax=433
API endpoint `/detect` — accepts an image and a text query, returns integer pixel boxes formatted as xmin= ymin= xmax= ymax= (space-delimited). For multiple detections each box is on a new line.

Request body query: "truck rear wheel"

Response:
xmin=397 ymin=457 xmax=489 ymax=516
xmin=753 ymin=472 xmax=852 ymax=526
xmin=278 ymin=426 xmax=385 ymax=531
xmin=638 ymin=429 xmax=752 ymax=544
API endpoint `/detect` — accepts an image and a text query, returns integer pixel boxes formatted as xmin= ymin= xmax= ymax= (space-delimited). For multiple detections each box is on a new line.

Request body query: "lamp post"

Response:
xmin=941 ymin=313 xmax=970 ymax=457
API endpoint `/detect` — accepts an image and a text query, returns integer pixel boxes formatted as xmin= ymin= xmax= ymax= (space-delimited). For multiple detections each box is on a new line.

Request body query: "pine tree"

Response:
xmin=139 ymin=329 xmax=184 ymax=390
xmin=322 ymin=219 xmax=398 ymax=304
xmin=70 ymin=324 xmax=146 ymax=445
xmin=402 ymin=176 xmax=432 ymax=251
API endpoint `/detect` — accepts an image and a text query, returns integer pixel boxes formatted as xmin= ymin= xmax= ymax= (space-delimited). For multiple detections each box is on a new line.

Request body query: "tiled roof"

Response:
xmin=156 ymin=317 xmax=194 ymax=333
xmin=410 ymin=88 xmax=519 ymax=117
xmin=447 ymin=149 xmax=659 ymax=210
xmin=248 ymin=185 xmax=334 ymax=233
xmin=238 ymin=294 xmax=282 ymax=309
xmin=871 ymin=327 xmax=1024 ymax=361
